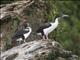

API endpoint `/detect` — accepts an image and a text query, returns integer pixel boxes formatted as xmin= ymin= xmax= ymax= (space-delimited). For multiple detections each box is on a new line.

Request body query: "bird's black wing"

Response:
xmin=13 ymin=29 xmax=29 ymax=37
xmin=37 ymin=23 xmax=52 ymax=33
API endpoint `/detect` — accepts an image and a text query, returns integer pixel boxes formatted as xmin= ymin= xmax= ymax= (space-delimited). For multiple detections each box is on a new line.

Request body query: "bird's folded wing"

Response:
xmin=37 ymin=23 xmax=51 ymax=30
xmin=14 ymin=29 xmax=29 ymax=36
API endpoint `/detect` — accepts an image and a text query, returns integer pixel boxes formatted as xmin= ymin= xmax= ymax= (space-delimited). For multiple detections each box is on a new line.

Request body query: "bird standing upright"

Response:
xmin=36 ymin=14 xmax=69 ymax=40
xmin=12 ymin=23 xmax=32 ymax=45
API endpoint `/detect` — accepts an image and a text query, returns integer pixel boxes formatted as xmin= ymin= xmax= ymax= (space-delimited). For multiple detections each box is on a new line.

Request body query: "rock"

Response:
xmin=0 ymin=0 xmax=34 ymax=20
xmin=1 ymin=39 xmax=78 ymax=60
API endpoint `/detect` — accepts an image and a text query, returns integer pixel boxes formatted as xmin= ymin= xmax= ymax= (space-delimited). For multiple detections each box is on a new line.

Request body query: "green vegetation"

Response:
xmin=44 ymin=0 xmax=80 ymax=59
xmin=4 ymin=16 xmax=20 ymax=50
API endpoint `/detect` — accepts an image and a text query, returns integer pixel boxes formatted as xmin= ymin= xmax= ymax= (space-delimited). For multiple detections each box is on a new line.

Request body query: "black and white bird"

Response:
xmin=12 ymin=23 xmax=32 ymax=45
xmin=36 ymin=14 xmax=69 ymax=39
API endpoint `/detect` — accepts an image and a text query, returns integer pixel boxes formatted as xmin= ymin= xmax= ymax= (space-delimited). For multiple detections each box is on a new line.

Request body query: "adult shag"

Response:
xmin=36 ymin=14 xmax=69 ymax=39
xmin=12 ymin=23 xmax=32 ymax=45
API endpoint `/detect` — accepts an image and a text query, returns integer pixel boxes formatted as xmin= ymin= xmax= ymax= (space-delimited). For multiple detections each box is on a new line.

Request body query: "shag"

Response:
xmin=12 ymin=23 xmax=32 ymax=45
xmin=36 ymin=14 xmax=69 ymax=39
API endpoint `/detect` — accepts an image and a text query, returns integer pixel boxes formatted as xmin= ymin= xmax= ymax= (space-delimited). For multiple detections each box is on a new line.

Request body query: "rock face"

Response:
xmin=0 ymin=0 xmax=34 ymax=20
xmin=1 ymin=39 xmax=78 ymax=60
xmin=0 ymin=0 xmax=46 ymax=51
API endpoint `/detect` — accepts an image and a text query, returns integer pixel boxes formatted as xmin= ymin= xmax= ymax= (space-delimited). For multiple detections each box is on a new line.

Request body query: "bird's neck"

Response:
xmin=55 ymin=17 xmax=59 ymax=24
xmin=24 ymin=27 xmax=32 ymax=32
xmin=28 ymin=27 xmax=32 ymax=32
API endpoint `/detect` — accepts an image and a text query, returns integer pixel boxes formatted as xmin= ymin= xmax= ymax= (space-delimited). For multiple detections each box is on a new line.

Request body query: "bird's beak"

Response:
xmin=62 ymin=14 xmax=69 ymax=18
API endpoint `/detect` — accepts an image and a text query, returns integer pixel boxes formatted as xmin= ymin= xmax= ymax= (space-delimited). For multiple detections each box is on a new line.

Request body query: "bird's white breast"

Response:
xmin=23 ymin=28 xmax=32 ymax=39
xmin=24 ymin=32 xmax=30 ymax=39
xmin=43 ymin=23 xmax=58 ymax=35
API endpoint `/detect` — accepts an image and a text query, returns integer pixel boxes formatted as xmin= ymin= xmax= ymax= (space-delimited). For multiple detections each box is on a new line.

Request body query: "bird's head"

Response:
xmin=61 ymin=14 xmax=69 ymax=18
xmin=23 ymin=23 xmax=30 ymax=28
xmin=53 ymin=14 xmax=69 ymax=22
xmin=54 ymin=14 xmax=69 ymax=19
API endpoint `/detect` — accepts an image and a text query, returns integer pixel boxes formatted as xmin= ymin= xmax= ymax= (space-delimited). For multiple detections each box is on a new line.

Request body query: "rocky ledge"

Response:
xmin=1 ymin=39 xmax=78 ymax=60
